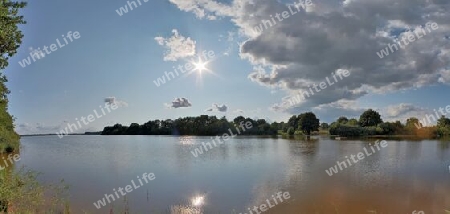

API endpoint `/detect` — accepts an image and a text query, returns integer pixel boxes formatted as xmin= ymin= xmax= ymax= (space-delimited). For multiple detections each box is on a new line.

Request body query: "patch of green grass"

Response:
xmin=0 ymin=167 xmax=69 ymax=214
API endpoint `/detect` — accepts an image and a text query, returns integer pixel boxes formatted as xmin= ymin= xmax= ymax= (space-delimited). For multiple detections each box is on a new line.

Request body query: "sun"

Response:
xmin=192 ymin=58 xmax=209 ymax=74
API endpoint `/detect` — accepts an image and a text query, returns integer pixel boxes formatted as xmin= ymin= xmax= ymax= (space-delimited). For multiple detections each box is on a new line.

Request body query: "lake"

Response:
xmin=17 ymin=135 xmax=450 ymax=213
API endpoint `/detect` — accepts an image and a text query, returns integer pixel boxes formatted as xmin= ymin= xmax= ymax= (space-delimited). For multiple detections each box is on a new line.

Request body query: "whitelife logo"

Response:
xmin=325 ymin=140 xmax=388 ymax=176
xmin=18 ymin=31 xmax=81 ymax=68
xmin=240 ymin=191 xmax=291 ymax=214
xmin=93 ymin=172 xmax=155 ymax=209
xmin=0 ymin=154 xmax=21 ymax=171
xmin=190 ymin=120 xmax=253 ymax=157
xmin=115 ymin=0 xmax=149 ymax=16
xmin=56 ymin=102 xmax=119 ymax=138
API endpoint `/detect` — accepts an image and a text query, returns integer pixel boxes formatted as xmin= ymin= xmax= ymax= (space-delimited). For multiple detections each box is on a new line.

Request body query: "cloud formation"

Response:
xmin=168 ymin=0 xmax=450 ymax=116
xmin=205 ymin=103 xmax=228 ymax=112
xmin=155 ymin=29 xmax=197 ymax=61
xmin=166 ymin=97 xmax=193 ymax=108
xmin=233 ymin=109 xmax=244 ymax=114
xmin=168 ymin=0 xmax=233 ymax=20
xmin=104 ymin=97 xmax=128 ymax=107
xmin=383 ymin=103 xmax=431 ymax=122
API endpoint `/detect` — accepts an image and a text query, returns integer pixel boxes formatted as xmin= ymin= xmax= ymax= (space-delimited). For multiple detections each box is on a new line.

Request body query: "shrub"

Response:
xmin=0 ymin=167 xmax=69 ymax=213
xmin=287 ymin=127 xmax=295 ymax=136
xmin=329 ymin=124 xmax=379 ymax=137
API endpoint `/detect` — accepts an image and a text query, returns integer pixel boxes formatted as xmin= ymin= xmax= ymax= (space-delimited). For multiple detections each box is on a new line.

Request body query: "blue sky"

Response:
xmin=5 ymin=0 xmax=450 ymax=134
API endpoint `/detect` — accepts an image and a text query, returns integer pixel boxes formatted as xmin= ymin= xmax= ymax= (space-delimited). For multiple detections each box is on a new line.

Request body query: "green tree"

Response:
xmin=127 ymin=123 xmax=140 ymax=135
xmin=233 ymin=116 xmax=246 ymax=124
xmin=320 ymin=123 xmax=329 ymax=129
xmin=437 ymin=115 xmax=450 ymax=128
xmin=406 ymin=117 xmax=421 ymax=129
xmin=359 ymin=109 xmax=383 ymax=127
xmin=337 ymin=117 xmax=349 ymax=124
xmin=287 ymin=115 xmax=299 ymax=131
xmin=298 ymin=112 xmax=320 ymax=135
xmin=0 ymin=0 xmax=27 ymax=153
xmin=1 ymin=0 xmax=27 ymax=69
xmin=347 ymin=118 xmax=359 ymax=126
xmin=436 ymin=116 xmax=450 ymax=137
xmin=287 ymin=127 xmax=295 ymax=136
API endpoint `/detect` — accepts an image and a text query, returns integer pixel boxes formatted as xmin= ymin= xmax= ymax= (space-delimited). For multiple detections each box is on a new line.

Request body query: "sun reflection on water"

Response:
xmin=170 ymin=194 xmax=206 ymax=214
xmin=191 ymin=195 xmax=205 ymax=207
xmin=179 ymin=136 xmax=195 ymax=145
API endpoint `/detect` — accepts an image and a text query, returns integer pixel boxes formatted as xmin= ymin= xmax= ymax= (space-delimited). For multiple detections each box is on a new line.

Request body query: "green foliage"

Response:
xmin=436 ymin=116 xmax=450 ymax=137
xmin=337 ymin=117 xmax=349 ymax=124
xmin=437 ymin=116 xmax=450 ymax=128
xmin=0 ymin=0 xmax=26 ymax=153
xmin=287 ymin=127 xmax=295 ymax=136
xmin=0 ymin=79 xmax=19 ymax=152
xmin=328 ymin=114 xmax=446 ymax=138
xmin=437 ymin=126 xmax=450 ymax=137
xmin=347 ymin=118 xmax=359 ymax=126
xmin=0 ymin=0 xmax=27 ymax=69
xmin=287 ymin=115 xmax=299 ymax=131
xmin=298 ymin=112 xmax=320 ymax=135
xmin=0 ymin=167 xmax=69 ymax=213
xmin=102 ymin=114 xmax=450 ymax=139
xmin=359 ymin=109 xmax=383 ymax=127
xmin=329 ymin=123 xmax=376 ymax=137
xmin=376 ymin=122 xmax=405 ymax=135
xmin=406 ymin=117 xmax=420 ymax=128
xmin=102 ymin=116 xmax=279 ymax=136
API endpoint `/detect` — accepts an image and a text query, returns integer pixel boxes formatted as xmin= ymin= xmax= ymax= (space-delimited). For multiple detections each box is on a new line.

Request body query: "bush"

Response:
xmin=287 ymin=127 xmax=295 ymax=136
xmin=329 ymin=123 xmax=379 ymax=137
xmin=0 ymin=167 xmax=69 ymax=213
xmin=437 ymin=125 xmax=450 ymax=137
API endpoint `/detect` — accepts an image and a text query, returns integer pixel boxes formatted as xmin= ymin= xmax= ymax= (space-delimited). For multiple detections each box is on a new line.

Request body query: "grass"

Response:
xmin=0 ymin=166 xmax=70 ymax=214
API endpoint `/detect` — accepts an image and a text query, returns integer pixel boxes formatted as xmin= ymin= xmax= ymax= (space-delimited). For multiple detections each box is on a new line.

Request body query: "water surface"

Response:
xmin=18 ymin=135 xmax=450 ymax=213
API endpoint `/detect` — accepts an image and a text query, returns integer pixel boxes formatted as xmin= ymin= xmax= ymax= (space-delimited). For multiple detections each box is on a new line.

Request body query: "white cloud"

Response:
xmin=382 ymin=103 xmax=431 ymax=122
xmin=154 ymin=29 xmax=197 ymax=61
xmin=234 ymin=109 xmax=244 ymax=113
xmin=104 ymin=97 xmax=128 ymax=107
xmin=166 ymin=97 xmax=193 ymax=108
xmin=168 ymin=0 xmax=234 ymax=19
xmin=169 ymin=0 xmax=450 ymax=117
xmin=438 ymin=69 xmax=450 ymax=83
xmin=205 ymin=103 xmax=228 ymax=112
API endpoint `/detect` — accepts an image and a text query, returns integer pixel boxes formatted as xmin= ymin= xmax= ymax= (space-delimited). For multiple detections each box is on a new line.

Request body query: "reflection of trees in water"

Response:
xmin=438 ymin=140 xmax=450 ymax=150
xmin=233 ymin=139 xmax=257 ymax=159
xmin=437 ymin=140 xmax=449 ymax=161
xmin=405 ymin=140 xmax=423 ymax=161
xmin=283 ymin=137 xmax=319 ymax=190
xmin=288 ymin=138 xmax=318 ymax=156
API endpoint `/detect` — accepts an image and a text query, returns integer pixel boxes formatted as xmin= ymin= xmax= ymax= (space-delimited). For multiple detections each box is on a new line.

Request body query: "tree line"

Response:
xmin=102 ymin=115 xmax=281 ymax=136
xmin=101 ymin=112 xmax=321 ymax=136
xmin=102 ymin=109 xmax=450 ymax=138
xmin=326 ymin=109 xmax=450 ymax=138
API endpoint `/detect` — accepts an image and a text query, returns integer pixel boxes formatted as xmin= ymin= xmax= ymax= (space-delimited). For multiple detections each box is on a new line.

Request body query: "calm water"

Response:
xmin=17 ymin=135 xmax=450 ymax=213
